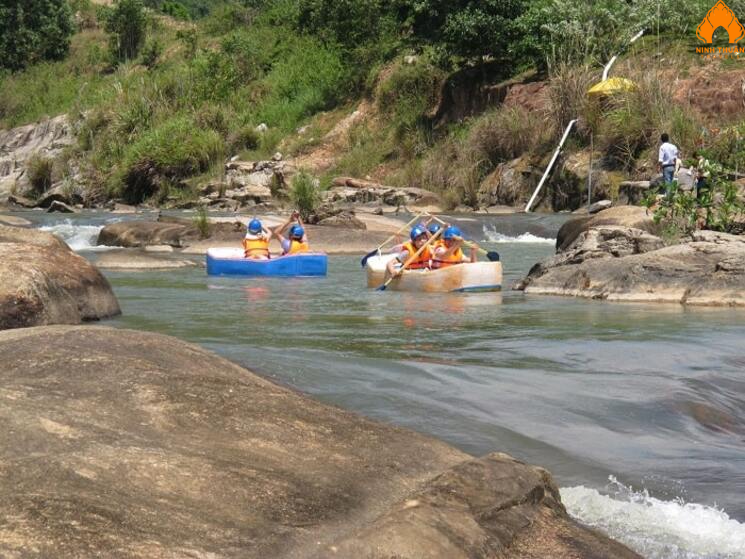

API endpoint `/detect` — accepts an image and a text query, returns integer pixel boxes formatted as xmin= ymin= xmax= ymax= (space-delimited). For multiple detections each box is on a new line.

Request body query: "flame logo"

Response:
xmin=697 ymin=1 xmax=745 ymax=43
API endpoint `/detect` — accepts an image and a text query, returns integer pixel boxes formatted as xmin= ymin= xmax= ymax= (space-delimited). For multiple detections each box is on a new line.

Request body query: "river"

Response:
xmin=23 ymin=211 xmax=745 ymax=559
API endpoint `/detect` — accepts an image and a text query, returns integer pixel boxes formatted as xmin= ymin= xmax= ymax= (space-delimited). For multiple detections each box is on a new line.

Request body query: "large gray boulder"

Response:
xmin=556 ymin=206 xmax=660 ymax=252
xmin=517 ymin=227 xmax=745 ymax=306
xmin=0 ymin=227 xmax=120 ymax=329
xmin=0 ymin=326 xmax=640 ymax=559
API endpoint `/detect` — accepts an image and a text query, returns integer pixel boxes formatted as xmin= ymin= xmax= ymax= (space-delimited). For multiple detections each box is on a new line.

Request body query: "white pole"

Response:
xmin=525 ymin=119 xmax=577 ymax=212
xmin=602 ymin=30 xmax=644 ymax=81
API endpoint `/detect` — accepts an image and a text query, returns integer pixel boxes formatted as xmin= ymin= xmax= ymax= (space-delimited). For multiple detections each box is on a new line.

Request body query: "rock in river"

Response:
xmin=0 ymin=326 xmax=639 ymax=558
xmin=517 ymin=227 xmax=745 ymax=306
xmin=556 ymin=205 xmax=660 ymax=251
xmin=0 ymin=226 xmax=120 ymax=330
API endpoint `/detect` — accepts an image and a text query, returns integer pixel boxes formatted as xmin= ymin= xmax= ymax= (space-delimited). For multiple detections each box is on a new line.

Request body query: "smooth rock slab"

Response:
xmin=0 ymin=326 xmax=639 ymax=559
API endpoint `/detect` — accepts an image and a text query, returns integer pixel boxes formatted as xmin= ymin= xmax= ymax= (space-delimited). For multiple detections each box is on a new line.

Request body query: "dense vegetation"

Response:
xmin=1 ymin=0 xmax=744 ymax=210
xmin=0 ymin=0 xmax=74 ymax=70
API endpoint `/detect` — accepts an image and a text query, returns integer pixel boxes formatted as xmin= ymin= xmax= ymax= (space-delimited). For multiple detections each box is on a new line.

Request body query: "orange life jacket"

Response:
xmin=401 ymin=241 xmax=432 ymax=270
xmin=243 ymin=236 xmax=270 ymax=259
xmin=286 ymin=240 xmax=309 ymax=255
xmin=432 ymin=246 xmax=465 ymax=268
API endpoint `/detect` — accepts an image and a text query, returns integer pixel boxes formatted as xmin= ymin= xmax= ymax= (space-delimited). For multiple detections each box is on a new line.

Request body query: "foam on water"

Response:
xmin=561 ymin=477 xmax=745 ymax=559
xmin=481 ymin=225 xmax=555 ymax=244
xmin=40 ymin=221 xmax=108 ymax=252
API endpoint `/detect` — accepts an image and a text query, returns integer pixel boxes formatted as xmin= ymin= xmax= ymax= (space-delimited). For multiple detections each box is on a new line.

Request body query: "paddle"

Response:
xmin=360 ymin=212 xmax=424 ymax=268
xmin=455 ymin=237 xmax=500 ymax=262
xmin=376 ymin=228 xmax=443 ymax=291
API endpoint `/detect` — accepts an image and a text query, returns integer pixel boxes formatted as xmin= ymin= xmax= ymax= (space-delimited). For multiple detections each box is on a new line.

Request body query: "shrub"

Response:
xmin=141 ymin=38 xmax=163 ymax=69
xmin=290 ymin=170 xmax=320 ymax=220
xmin=102 ymin=0 xmax=148 ymax=63
xmin=643 ymin=178 xmax=745 ymax=241
xmin=227 ymin=125 xmax=260 ymax=154
xmin=114 ymin=116 xmax=224 ymax=203
xmin=26 ymin=154 xmax=55 ymax=196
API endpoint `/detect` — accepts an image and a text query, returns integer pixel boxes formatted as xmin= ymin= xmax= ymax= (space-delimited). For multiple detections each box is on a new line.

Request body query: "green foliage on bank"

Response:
xmin=2 ymin=0 xmax=745 ymax=209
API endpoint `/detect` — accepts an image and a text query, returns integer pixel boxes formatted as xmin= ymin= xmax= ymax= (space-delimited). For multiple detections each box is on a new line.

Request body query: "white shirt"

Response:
xmin=659 ymin=142 xmax=678 ymax=166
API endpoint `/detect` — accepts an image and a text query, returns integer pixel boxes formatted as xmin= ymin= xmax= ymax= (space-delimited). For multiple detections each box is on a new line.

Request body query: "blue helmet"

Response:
xmin=410 ymin=225 xmax=427 ymax=241
xmin=248 ymin=218 xmax=262 ymax=234
xmin=290 ymin=224 xmax=305 ymax=239
xmin=443 ymin=225 xmax=462 ymax=241
xmin=427 ymin=223 xmax=441 ymax=235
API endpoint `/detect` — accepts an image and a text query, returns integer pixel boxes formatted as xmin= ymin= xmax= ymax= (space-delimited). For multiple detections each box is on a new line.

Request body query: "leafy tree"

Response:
xmin=161 ymin=1 xmax=191 ymax=20
xmin=399 ymin=0 xmax=524 ymax=65
xmin=102 ymin=0 xmax=147 ymax=62
xmin=0 ymin=0 xmax=74 ymax=71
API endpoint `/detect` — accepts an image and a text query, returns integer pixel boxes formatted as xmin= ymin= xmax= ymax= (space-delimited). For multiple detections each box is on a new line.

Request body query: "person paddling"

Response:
xmin=275 ymin=211 xmax=310 ymax=255
xmin=432 ymin=226 xmax=475 ymax=269
xmin=386 ymin=225 xmax=433 ymax=278
xmin=243 ymin=218 xmax=272 ymax=260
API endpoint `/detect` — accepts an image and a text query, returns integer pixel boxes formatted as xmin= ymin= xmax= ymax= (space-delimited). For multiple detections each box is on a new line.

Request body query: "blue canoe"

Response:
xmin=206 ymin=247 xmax=327 ymax=277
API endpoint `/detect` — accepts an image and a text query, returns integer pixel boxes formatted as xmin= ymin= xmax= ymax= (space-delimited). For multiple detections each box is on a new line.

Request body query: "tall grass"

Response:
xmin=111 ymin=116 xmax=224 ymax=203
xmin=290 ymin=171 xmax=320 ymax=220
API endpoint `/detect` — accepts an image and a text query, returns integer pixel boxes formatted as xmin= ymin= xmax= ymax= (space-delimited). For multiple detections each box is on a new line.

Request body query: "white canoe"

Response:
xmin=365 ymin=254 xmax=502 ymax=293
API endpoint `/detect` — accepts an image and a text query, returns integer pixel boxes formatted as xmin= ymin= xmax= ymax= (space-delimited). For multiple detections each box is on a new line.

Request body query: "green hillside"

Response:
xmin=2 ymin=0 xmax=744 ymax=210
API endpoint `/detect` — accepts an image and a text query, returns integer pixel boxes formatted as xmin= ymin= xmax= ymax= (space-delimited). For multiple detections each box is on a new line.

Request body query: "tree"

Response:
xmin=0 ymin=0 xmax=74 ymax=71
xmin=397 ymin=0 xmax=525 ymax=65
xmin=102 ymin=0 xmax=147 ymax=62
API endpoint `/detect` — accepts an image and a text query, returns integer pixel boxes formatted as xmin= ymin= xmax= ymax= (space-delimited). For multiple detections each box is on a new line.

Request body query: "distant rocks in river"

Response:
xmin=0 ymin=325 xmax=640 ymax=559
xmin=0 ymin=226 xmax=120 ymax=330
xmin=516 ymin=208 xmax=745 ymax=306
xmin=95 ymin=252 xmax=199 ymax=270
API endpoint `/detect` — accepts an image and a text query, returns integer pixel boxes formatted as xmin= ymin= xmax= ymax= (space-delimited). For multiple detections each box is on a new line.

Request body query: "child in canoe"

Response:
xmin=431 ymin=226 xmax=475 ymax=269
xmin=243 ymin=218 xmax=272 ymax=260
xmin=274 ymin=211 xmax=310 ymax=255
xmin=386 ymin=225 xmax=433 ymax=278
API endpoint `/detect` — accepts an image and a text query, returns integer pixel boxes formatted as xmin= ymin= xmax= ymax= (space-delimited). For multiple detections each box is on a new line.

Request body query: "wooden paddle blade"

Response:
xmin=486 ymin=251 xmax=500 ymax=262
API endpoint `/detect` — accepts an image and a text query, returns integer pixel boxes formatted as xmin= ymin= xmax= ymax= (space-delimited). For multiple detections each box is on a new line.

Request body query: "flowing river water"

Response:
xmin=19 ymin=211 xmax=745 ymax=559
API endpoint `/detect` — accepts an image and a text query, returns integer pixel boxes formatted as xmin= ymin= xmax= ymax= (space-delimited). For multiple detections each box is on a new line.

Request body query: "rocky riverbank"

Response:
xmin=516 ymin=207 xmax=745 ymax=306
xmin=0 ymin=325 xmax=640 ymax=559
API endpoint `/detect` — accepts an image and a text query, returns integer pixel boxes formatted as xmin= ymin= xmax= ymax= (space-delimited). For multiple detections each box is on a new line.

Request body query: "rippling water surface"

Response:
xmin=29 ymin=213 xmax=745 ymax=558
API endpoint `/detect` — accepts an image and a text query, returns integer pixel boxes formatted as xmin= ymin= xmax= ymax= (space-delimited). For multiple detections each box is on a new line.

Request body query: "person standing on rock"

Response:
xmin=243 ymin=218 xmax=272 ymax=260
xmin=658 ymin=133 xmax=679 ymax=192
xmin=274 ymin=211 xmax=310 ymax=255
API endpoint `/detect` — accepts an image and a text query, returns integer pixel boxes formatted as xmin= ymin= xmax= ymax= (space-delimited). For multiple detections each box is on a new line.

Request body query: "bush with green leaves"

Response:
xmin=290 ymin=171 xmax=320 ymax=221
xmin=0 ymin=0 xmax=74 ymax=71
xmin=102 ymin=0 xmax=147 ymax=63
xmin=643 ymin=179 xmax=745 ymax=241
